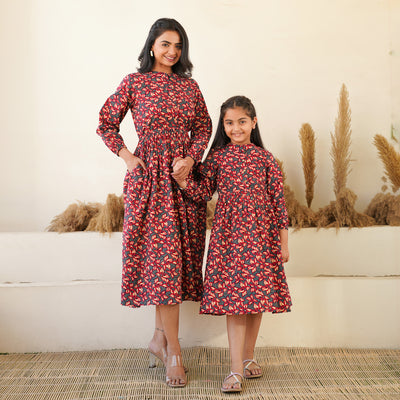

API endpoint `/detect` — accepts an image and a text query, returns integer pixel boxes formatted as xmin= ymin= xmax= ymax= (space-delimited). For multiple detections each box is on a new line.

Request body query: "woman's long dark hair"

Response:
xmin=138 ymin=18 xmax=193 ymax=78
xmin=210 ymin=96 xmax=265 ymax=150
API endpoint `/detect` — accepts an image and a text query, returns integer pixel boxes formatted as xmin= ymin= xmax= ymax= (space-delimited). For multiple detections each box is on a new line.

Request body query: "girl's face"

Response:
xmin=223 ymin=107 xmax=257 ymax=146
xmin=151 ymin=30 xmax=182 ymax=74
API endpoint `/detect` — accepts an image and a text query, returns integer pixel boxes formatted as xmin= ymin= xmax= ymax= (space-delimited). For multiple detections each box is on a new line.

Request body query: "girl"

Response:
xmin=172 ymin=96 xmax=291 ymax=393
xmin=97 ymin=18 xmax=212 ymax=388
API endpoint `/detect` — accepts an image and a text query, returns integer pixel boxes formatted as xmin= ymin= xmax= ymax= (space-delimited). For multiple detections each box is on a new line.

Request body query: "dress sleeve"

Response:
xmin=267 ymin=154 xmax=289 ymax=230
xmin=184 ymin=149 xmax=218 ymax=202
xmin=96 ymin=75 xmax=133 ymax=156
xmin=186 ymin=81 xmax=212 ymax=163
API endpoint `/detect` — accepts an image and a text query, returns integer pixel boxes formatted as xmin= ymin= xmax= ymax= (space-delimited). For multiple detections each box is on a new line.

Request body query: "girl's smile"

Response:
xmin=223 ymin=107 xmax=257 ymax=145
xmin=151 ymin=30 xmax=182 ymax=73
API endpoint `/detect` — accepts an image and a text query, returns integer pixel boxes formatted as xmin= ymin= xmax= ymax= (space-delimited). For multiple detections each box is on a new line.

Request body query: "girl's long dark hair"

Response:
xmin=210 ymin=96 xmax=265 ymax=150
xmin=138 ymin=18 xmax=193 ymax=78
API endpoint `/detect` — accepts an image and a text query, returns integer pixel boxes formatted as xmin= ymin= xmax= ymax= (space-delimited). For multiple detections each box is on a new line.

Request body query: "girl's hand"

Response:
xmin=171 ymin=156 xmax=195 ymax=181
xmin=119 ymin=148 xmax=146 ymax=172
xmin=279 ymin=229 xmax=289 ymax=263
xmin=281 ymin=244 xmax=290 ymax=263
xmin=176 ymin=179 xmax=188 ymax=189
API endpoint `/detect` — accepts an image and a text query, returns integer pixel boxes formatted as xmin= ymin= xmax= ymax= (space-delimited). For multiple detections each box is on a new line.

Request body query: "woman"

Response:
xmin=96 ymin=18 xmax=212 ymax=387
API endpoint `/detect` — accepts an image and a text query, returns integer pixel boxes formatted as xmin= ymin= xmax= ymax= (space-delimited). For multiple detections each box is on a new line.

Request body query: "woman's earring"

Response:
xmin=150 ymin=50 xmax=154 ymax=57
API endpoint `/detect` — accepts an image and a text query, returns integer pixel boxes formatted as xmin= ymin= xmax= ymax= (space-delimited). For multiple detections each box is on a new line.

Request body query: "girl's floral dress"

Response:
xmin=184 ymin=143 xmax=292 ymax=315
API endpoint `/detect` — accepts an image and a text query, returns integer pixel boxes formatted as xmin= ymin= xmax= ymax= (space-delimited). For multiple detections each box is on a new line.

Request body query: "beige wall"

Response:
xmin=1 ymin=0 xmax=400 ymax=231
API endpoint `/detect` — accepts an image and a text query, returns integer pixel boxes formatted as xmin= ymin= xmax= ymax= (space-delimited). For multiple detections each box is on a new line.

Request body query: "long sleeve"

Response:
xmin=186 ymin=81 xmax=212 ymax=163
xmin=96 ymin=75 xmax=133 ymax=156
xmin=267 ymin=155 xmax=289 ymax=230
xmin=184 ymin=149 xmax=218 ymax=202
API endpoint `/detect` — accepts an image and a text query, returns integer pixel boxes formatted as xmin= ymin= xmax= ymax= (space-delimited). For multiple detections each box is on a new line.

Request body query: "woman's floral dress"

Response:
xmin=184 ymin=143 xmax=292 ymax=315
xmin=97 ymin=72 xmax=212 ymax=308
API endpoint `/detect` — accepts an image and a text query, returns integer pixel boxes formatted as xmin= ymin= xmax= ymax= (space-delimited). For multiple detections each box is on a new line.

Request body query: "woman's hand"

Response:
xmin=119 ymin=148 xmax=146 ymax=172
xmin=171 ymin=156 xmax=195 ymax=181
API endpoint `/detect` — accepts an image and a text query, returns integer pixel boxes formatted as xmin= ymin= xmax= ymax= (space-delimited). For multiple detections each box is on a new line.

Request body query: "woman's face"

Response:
xmin=223 ymin=107 xmax=257 ymax=146
xmin=151 ymin=30 xmax=182 ymax=73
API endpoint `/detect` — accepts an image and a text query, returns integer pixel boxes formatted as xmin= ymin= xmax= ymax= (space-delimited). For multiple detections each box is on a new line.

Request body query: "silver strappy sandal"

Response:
xmin=221 ymin=371 xmax=243 ymax=393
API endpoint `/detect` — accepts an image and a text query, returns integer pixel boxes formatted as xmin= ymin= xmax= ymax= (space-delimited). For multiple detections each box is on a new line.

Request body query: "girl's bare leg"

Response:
xmin=243 ymin=313 xmax=263 ymax=377
xmin=224 ymin=314 xmax=246 ymax=390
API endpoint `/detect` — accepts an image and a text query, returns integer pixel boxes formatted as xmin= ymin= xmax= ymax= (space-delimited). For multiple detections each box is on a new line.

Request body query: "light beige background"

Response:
xmin=1 ymin=0 xmax=400 ymax=231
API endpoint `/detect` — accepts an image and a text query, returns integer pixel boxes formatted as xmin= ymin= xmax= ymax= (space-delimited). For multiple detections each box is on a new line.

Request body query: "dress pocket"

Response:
xmin=129 ymin=165 xmax=144 ymax=176
xmin=125 ymin=166 xmax=144 ymax=199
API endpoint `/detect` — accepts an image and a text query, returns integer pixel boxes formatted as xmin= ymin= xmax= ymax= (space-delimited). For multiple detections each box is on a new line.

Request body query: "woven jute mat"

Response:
xmin=0 ymin=347 xmax=399 ymax=399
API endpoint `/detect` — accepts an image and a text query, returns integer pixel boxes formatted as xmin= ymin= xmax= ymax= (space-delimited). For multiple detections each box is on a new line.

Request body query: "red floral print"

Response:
xmin=184 ymin=143 xmax=292 ymax=315
xmin=97 ymin=72 xmax=212 ymax=308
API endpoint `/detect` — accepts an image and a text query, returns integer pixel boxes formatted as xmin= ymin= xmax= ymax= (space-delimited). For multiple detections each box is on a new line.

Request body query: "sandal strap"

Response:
xmin=223 ymin=371 xmax=243 ymax=384
xmin=166 ymin=354 xmax=186 ymax=384
xmin=243 ymin=359 xmax=260 ymax=370
xmin=169 ymin=354 xmax=183 ymax=367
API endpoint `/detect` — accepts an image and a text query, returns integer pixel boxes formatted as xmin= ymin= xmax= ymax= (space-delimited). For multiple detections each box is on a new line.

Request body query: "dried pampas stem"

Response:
xmin=276 ymin=158 xmax=315 ymax=230
xmin=315 ymin=84 xmax=376 ymax=228
xmin=373 ymin=134 xmax=400 ymax=193
xmin=299 ymin=123 xmax=317 ymax=207
xmin=331 ymin=84 xmax=352 ymax=197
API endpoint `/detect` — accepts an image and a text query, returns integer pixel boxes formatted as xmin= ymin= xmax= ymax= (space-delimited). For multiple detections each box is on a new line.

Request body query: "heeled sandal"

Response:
xmin=243 ymin=359 xmax=263 ymax=379
xmin=148 ymin=348 xmax=188 ymax=373
xmin=166 ymin=354 xmax=187 ymax=388
xmin=148 ymin=347 xmax=167 ymax=368
xmin=221 ymin=372 xmax=243 ymax=393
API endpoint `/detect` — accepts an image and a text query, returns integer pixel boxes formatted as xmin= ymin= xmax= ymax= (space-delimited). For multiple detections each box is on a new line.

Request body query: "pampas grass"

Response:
xmin=373 ymin=134 xmax=400 ymax=193
xmin=47 ymin=201 xmax=101 ymax=232
xmin=316 ymin=84 xmax=375 ymax=228
xmin=316 ymin=188 xmax=375 ymax=228
xmin=299 ymin=123 xmax=317 ymax=207
xmin=86 ymin=194 xmax=124 ymax=233
xmin=331 ymin=84 xmax=352 ymax=196
xmin=276 ymin=158 xmax=315 ymax=229
xmin=48 ymin=193 xmax=218 ymax=233
xmin=206 ymin=198 xmax=216 ymax=230
xmin=364 ymin=135 xmax=400 ymax=226
xmin=365 ymin=193 xmax=400 ymax=226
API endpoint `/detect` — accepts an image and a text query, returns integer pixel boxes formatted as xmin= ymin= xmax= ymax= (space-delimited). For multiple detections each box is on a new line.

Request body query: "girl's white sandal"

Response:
xmin=243 ymin=359 xmax=263 ymax=379
xmin=221 ymin=371 xmax=243 ymax=393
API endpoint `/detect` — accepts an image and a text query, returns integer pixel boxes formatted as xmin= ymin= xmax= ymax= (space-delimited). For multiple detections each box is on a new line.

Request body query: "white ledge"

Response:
xmin=0 ymin=228 xmax=399 ymax=353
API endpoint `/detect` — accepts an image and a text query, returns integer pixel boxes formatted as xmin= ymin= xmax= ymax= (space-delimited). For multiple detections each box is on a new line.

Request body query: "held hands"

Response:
xmin=171 ymin=156 xmax=194 ymax=181
xmin=171 ymin=156 xmax=194 ymax=188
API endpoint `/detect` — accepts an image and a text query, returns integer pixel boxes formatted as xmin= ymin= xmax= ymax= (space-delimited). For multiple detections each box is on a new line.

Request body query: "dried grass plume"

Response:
xmin=276 ymin=158 xmax=315 ymax=229
xmin=373 ymin=134 xmax=400 ymax=193
xmin=316 ymin=84 xmax=375 ymax=228
xmin=299 ymin=123 xmax=317 ymax=207
xmin=331 ymin=84 xmax=352 ymax=196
